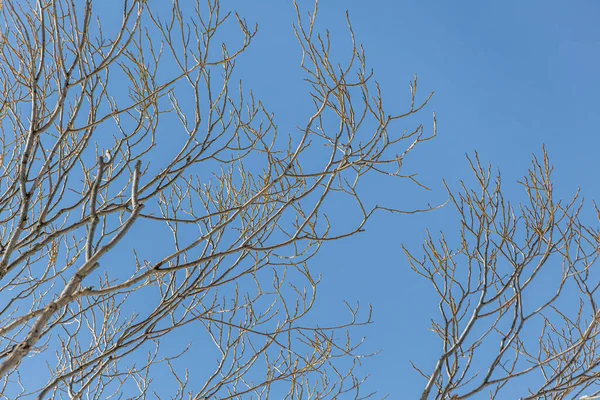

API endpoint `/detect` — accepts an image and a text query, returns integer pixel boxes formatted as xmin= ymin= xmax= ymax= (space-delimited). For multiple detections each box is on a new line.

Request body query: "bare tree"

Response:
xmin=407 ymin=149 xmax=600 ymax=399
xmin=0 ymin=0 xmax=435 ymax=398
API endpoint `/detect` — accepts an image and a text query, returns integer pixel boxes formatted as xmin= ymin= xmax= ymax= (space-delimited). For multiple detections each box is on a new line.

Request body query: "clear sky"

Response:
xmin=218 ymin=0 xmax=600 ymax=397
xmin=10 ymin=0 xmax=594 ymax=398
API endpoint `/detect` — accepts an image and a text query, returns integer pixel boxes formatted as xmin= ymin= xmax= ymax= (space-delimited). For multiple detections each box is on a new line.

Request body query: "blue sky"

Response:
xmin=221 ymin=0 xmax=600 ymax=397
xmin=6 ymin=0 xmax=596 ymax=397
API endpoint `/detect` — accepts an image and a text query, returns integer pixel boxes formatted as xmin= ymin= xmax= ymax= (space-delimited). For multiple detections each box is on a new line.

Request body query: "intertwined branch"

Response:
xmin=408 ymin=149 xmax=600 ymax=399
xmin=0 ymin=0 xmax=434 ymax=398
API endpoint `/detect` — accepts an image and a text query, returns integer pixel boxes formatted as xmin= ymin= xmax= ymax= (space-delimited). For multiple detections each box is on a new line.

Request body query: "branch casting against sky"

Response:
xmin=0 ymin=0 xmax=599 ymax=398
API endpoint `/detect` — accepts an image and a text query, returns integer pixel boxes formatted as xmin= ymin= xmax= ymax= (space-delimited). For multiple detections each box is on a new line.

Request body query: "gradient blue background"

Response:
xmin=96 ymin=0 xmax=599 ymax=397
xmin=217 ymin=1 xmax=600 ymax=397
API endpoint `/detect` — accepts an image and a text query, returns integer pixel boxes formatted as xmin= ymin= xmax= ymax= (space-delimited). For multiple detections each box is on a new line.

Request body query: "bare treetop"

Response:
xmin=407 ymin=149 xmax=600 ymax=399
xmin=0 ymin=0 xmax=435 ymax=398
